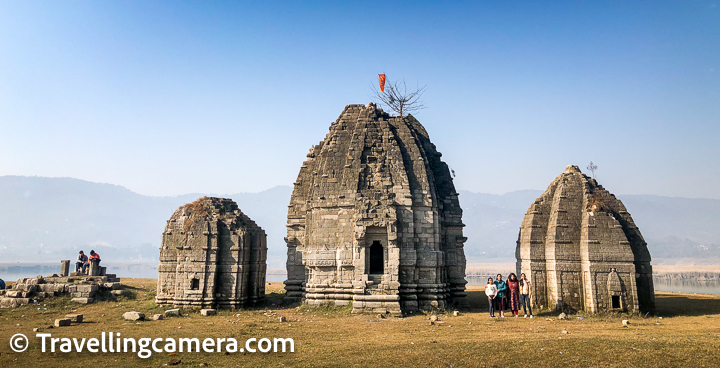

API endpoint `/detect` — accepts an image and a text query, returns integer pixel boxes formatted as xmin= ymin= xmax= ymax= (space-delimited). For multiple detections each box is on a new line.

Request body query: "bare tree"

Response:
xmin=587 ymin=161 xmax=598 ymax=179
xmin=371 ymin=78 xmax=426 ymax=117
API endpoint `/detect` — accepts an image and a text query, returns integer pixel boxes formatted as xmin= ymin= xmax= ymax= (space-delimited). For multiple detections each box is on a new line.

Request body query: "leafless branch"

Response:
xmin=370 ymin=79 xmax=426 ymax=117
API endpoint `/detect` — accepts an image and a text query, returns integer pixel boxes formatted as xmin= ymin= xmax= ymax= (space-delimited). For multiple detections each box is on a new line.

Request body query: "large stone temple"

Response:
xmin=516 ymin=165 xmax=655 ymax=314
xmin=284 ymin=103 xmax=468 ymax=314
xmin=156 ymin=197 xmax=267 ymax=308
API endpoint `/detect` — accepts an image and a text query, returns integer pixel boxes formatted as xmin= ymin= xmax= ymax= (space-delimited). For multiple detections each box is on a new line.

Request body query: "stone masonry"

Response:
xmin=284 ymin=103 xmax=468 ymax=314
xmin=0 ymin=273 xmax=124 ymax=308
xmin=516 ymin=165 xmax=655 ymax=314
xmin=156 ymin=197 xmax=267 ymax=309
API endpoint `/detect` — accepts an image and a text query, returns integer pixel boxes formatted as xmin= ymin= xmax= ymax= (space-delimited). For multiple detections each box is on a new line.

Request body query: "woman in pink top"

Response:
xmin=507 ymin=273 xmax=521 ymax=317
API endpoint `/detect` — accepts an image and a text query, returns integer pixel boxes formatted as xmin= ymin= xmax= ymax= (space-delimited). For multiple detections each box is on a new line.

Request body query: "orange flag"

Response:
xmin=378 ymin=74 xmax=386 ymax=92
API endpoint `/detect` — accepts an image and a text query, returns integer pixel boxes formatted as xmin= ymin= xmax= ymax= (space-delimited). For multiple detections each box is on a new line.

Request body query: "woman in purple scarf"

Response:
xmin=507 ymin=273 xmax=521 ymax=317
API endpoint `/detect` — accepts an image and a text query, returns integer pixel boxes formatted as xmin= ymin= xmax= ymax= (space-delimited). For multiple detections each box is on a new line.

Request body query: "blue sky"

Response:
xmin=1 ymin=1 xmax=718 ymax=198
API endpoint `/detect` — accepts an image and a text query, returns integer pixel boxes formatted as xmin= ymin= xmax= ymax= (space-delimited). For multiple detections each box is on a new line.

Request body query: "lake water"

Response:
xmin=652 ymin=279 xmax=720 ymax=295
xmin=3 ymin=265 xmax=718 ymax=295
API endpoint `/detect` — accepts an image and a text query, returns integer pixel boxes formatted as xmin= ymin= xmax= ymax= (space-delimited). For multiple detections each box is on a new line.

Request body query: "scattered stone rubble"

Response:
xmin=156 ymin=197 xmax=267 ymax=309
xmin=516 ymin=165 xmax=655 ymax=315
xmin=285 ymin=104 xmax=468 ymax=315
xmin=0 ymin=261 xmax=126 ymax=308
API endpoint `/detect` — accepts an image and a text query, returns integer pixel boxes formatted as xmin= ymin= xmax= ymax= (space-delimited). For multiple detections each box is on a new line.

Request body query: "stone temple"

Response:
xmin=284 ymin=103 xmax=468 ymax=314
xmin=516 ymin=165 xmax=655 ymax=314
xmin=156 ymin=197 xmax=267 ymax=308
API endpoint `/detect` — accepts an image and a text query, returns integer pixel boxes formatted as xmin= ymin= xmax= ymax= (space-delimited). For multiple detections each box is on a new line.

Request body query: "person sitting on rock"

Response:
xmin=0 ymin=278 xmax=5 ymax=290
xmin=87 ymin=250 xmax=101 ymax=275
xmin=75 ymin=250 xmax=89 ymax=273
xmin=89 ymin=250 xmax=101 ymax=266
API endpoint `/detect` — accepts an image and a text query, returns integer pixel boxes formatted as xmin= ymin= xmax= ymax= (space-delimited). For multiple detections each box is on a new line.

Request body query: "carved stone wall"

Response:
xmin=285 ymin=103 xmax=468 ymax=314
xmin=516 ymin=165 xmax=655 ymax=314
xmin=156 ymin=197 xmax=266 ymax=308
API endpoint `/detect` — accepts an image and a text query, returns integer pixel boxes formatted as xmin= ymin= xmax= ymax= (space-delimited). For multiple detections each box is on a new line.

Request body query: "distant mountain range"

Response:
xmin=1 ymin=176 xmax=718 ymax=269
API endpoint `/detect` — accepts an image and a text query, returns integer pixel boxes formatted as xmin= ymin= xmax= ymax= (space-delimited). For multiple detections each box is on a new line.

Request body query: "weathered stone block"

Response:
xmin=76 ymin=284 xmax=98 ymax=294
xmin=200 ymin=309 xmax=216 ymax=316
xmin=65 ymin=314 xmax=83 ymax=323
xmin=55 ymin=319 xmax=71 ymax=327
xmin=60 ymin=260 xmax=70 ymax=277
xmin=123 ymin=311 xmax=145 ymax=321
xmin=103 ymin=282 xmax=123 ymax=290
xmin=16 ymin=284 xmax=37 ymax=293
xmin=0 ymin=297 xmax=16 ymax=308
xmin=164 ymin=309 xmax=180 ymax=317
xmin=71 ymin=297 xmax=93 ymax=304
xmin=89 ymin=262 xmax=100 ymax=276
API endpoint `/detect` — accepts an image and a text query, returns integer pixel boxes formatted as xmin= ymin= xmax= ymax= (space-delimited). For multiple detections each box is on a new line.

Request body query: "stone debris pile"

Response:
xmin=0 ymin=270 xmax=126 ymax=308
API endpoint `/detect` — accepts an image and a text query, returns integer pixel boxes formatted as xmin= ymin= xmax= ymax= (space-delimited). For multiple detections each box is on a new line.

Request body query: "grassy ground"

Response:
xmin=1 ymin=279 xmax=719 ymax=367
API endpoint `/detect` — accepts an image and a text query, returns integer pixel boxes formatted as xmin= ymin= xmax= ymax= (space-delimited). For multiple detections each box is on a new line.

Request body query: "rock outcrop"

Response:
xmin=285 ymin=103 xmax=468 ymax=314
xmin=516 ymin=165 xmax=655 ymax=314
xmin=156 ymin=197 xmax=267 ymax=308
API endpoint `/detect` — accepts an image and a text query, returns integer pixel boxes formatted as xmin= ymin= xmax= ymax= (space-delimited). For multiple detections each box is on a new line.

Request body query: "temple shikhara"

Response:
xmin=284 ymin=103 xmax=469 ymax=314
xmin=516 ymin=165 xmax=655 ymax=314
xmin=156 ymin=197 xmax=267 ymax=309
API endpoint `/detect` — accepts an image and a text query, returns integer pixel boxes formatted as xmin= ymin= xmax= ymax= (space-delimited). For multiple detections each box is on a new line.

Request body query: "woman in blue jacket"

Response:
xmin=493 ymin=274 xmax=508 ymax=318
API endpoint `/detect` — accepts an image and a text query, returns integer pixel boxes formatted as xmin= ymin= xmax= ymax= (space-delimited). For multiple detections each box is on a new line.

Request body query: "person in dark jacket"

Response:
xmin=0 ymin=278 xmax=5 ymax=290
xmin=493 ymin=274 xmax=508 ymax=318
xmin=75 ymin=251 xmax=89 ymax=273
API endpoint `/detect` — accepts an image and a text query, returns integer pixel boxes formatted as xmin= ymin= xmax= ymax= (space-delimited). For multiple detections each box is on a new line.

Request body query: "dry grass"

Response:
xmin=182 ymin=197 xmax=209 ymax=238
xmin=1 ymin=279 xmax=720 ymax=367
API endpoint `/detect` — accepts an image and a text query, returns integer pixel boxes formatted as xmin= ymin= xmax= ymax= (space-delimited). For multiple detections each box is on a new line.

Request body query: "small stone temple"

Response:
xmin=516 ymin=165 xmax=655 ymax=314
xmin=156 ymin=197 xmax=267 ymax=308
xmin=284 ymin=103 xmax=468 ymax=314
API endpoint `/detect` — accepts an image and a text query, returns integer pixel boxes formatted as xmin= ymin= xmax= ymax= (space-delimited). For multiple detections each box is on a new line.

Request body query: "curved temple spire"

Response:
xmin=516 ymin=165 xmax=655 ymax=314
xmin=284 ymin=103 xmax=468 ymax=314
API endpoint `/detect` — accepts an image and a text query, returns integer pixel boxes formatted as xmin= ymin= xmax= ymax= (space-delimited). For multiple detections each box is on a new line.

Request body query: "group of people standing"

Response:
xmin=485 ymin=273 xmax=533 ymax=318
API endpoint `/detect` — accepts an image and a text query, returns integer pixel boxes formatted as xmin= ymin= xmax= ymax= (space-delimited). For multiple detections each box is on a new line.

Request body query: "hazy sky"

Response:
xmin=1 ymin=1 xmax=718 ymax=198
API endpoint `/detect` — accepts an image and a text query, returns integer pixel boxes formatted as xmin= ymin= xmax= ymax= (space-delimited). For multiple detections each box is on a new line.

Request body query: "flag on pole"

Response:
xmin=379 ymin=74 xmax=386 ymax=92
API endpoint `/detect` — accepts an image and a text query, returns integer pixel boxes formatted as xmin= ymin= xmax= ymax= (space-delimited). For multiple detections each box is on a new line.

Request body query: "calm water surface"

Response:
xmin=3 ymin=267 xmax=719 ymax=296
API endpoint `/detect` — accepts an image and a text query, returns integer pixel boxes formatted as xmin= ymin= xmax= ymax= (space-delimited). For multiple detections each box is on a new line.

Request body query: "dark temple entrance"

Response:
xmin=369 ymin=241 xmax=384 ymax=274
